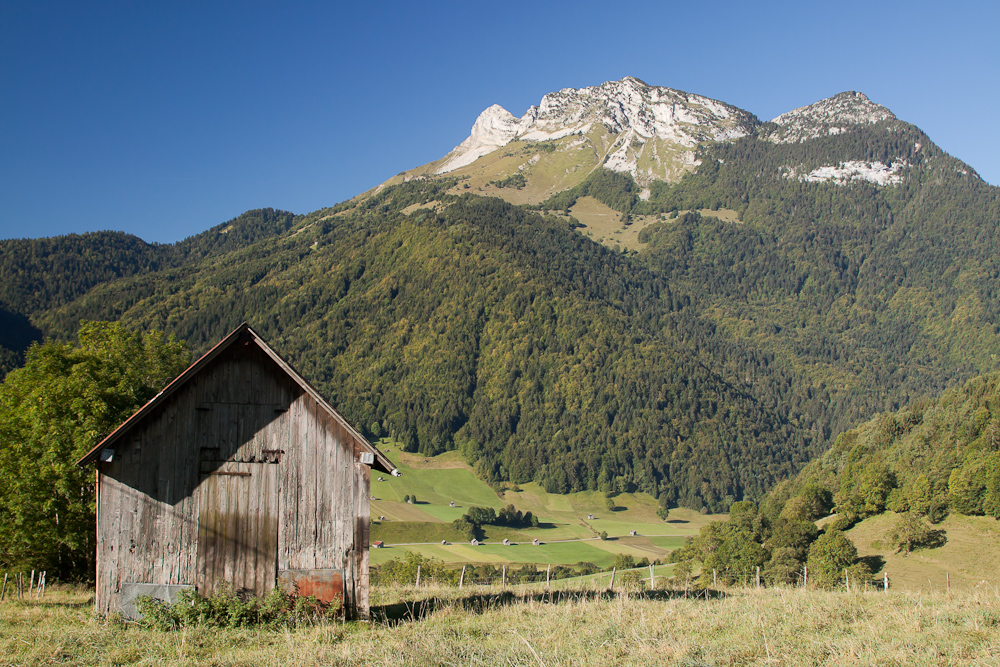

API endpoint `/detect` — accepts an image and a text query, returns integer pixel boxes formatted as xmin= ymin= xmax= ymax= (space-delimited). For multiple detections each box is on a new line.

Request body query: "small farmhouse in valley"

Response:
xmin=77 ymin=323 xmax=396 ymax=620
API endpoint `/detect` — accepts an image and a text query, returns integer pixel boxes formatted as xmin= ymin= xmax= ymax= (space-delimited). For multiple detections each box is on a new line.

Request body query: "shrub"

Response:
xmin=613 ymin=553 xmax=636 ymax=570
xmin=886 ymin=513 xmax=947 ymax=553
xmin=134 ymin=585 xmax=341 ymax=630
xmin=807 ymin=529 xmax=858 ymax=589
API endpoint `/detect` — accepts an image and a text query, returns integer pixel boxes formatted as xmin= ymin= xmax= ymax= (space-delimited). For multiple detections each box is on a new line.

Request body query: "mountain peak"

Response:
xmin=435 ymin=77 xmax=758 ymax=182
xmin=765 ymin=91 xmax=896 ymax=144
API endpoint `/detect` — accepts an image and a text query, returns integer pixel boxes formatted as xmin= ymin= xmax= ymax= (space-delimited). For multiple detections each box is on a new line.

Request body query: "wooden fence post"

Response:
xmin=649 ymin=564 xmax=655 ymax=589
xmin=756 ymin=566 xmax=761 ymax=589
xmin=844 ymin=568 xmax=849 ymax=593
xmin=884 ymin=571 xmax=888 ymax=593
xmin=502 ymin=565 xmax=506 ymax=587
xmin=609 ymin=567 xmax=616 ymax=590
xmin=803 ymin=565 xmax=807 ymax=587
xmin=1 ymin=573 xmax=7 ymax=601
xmin=459 ymin=565 xmax=465 ymax=589
xmin=415 ymin=565 xmax=421 ymax=588
xmin=29 ymin=570 xmax=35 ymax=597
xmin=37 ymin=572 xmax=45 ymax=599
xmin=546 ymin=564 xmax=551 ymax=589
xmin=713 ymin=569 xmax=717 ymax=588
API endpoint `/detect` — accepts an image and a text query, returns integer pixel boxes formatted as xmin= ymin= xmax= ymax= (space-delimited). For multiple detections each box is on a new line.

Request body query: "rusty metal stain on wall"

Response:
xmin=277 ymin=568 xmax=345 ymax=605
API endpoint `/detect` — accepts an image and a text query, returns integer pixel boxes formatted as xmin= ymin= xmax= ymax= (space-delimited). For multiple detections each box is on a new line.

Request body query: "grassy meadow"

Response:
xmin=5 ymin=583 xmax=1000 ymax=666
xmin=846 ymin=512 xmax=1000 ymax=593
xmin=369 ymin=439 xmax=720 ymax=570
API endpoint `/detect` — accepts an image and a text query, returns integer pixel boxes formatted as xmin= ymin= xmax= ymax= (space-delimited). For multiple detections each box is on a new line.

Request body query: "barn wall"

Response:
xmin=278 ymin=389 xmax=370 ymax=619
xmin=95 ymin=342 xmax=372 ymax=618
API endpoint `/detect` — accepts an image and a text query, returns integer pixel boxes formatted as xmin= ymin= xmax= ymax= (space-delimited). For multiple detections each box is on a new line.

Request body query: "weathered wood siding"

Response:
xmin=95 ymin=341 xmax=371 ymax=618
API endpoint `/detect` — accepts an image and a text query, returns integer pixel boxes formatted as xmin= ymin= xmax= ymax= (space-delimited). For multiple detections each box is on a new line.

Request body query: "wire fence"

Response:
xmin=0 ymin=570 xmax=47 ymax=601
xmin=373 ymin=561 xmax=900 ymax=594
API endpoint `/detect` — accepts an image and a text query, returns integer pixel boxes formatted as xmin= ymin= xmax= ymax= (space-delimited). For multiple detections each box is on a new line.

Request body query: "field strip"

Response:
xmin=380 ymin=535 xmax=681 ymax=546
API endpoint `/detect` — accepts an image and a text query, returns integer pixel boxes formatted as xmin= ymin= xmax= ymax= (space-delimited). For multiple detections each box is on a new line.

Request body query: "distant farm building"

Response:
xmin=77 ymin=323 xmax=397 ymax=620
xmin=372 ymin=541 xmax=384 ymax=549
xmin=532 ymin=538 xmax=540 ymax=546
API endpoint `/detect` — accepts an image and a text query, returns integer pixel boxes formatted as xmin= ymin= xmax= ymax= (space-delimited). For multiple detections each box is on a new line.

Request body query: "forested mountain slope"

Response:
xmin=0 ymin=208 xmax=297 ymax=374
xmin=537 ymin=115 xmax=1000 ymax=442
xmin=4 ymin=82 xmax=1000 ymax=513
xmin=763 ymin=369 xmax=1000 ymax=526
xmin=29 ymin=181 xmax=817 ymax=510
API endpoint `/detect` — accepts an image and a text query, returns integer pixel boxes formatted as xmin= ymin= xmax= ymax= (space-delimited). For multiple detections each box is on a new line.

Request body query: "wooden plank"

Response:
xmin=153 ymin=397 xmax=175 ymax=585
xmin=259 ymin=462 xmax=279 ymax=595
xmin=337 ymin=423 xmax=353 ymax=571
xmin=277 ymin=397 xmax=300 ymax=572
xmin=221 ymin=467 xmax=239 ymax=585
xmin=314 ymin=404 xmax=333 ymax=567
xmin=195 ymin=473 xmax=212 ymax=594
xmin=246 ymin=457 xmax=262 ymax=594
xmin=355 ymin=460 xmax=371 ymax=620
xmin=232 ymin=463 xmax=248 ymax=589
xmin=173 ymin=386 xmax=195 ymax=587
xmin=302 ymin=396 xmax=318 ymax=569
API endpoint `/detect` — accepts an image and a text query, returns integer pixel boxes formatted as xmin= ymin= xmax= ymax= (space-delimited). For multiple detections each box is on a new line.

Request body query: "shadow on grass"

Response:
xmin=858 ymin=555 xmax=886 ymax=573
xmin=3 ymin=599 xmax=94 ymax=609
xmin=371 ymin=587 xmax=727 ymax=625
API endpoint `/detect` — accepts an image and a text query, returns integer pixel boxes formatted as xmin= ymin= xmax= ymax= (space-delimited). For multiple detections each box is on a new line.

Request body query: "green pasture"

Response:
xmin=847 ymin=511 xmax=1000 ymax=592
xmin=369 ymin=439 xmax=721 ymax=568
xmin=370 ymin=534 xmax=684 ymax=570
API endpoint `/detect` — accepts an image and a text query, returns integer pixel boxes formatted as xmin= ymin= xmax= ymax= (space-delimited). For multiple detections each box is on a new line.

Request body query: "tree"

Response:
xmin=797 ymin=484 xmax=834 ymax=521
xmin=806 ymin=529 xmax=858 ymax=589
xmin=465 ymin=506 xmax=497 ymax=526
xmin=613 ymin=553 xmax=635 ymax=570
xmin=764 ymin=547 xmax=803 ymax=586
xmin=0 ymin=322 xmax=189 ymax=578
xmin=885 ymin=513 xmax=947 ymax=553
xmin=767 ymin=518 xmax=819 ymax=562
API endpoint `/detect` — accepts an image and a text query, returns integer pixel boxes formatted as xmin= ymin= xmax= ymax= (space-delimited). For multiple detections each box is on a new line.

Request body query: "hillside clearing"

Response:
xmin=847 ymin=512 xmax=1000 ymax=593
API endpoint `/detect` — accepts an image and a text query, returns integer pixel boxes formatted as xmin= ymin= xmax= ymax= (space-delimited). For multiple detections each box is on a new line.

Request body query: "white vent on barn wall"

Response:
xmin=360 ymin=452 xmax=375 ymax=465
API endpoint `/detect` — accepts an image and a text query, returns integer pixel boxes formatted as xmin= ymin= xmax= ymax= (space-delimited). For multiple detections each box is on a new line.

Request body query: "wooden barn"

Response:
xmin=76 ymin=323 xmax=397 ymax=619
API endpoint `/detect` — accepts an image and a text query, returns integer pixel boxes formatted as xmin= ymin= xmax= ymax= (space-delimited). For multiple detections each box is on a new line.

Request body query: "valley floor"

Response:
xmin=4 ymin=584 xmax=1000 ymax=666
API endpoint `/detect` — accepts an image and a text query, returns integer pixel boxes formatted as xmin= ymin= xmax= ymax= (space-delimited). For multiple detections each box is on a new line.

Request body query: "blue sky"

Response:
xmin=2 ymin=1 xmax=997 ymax=243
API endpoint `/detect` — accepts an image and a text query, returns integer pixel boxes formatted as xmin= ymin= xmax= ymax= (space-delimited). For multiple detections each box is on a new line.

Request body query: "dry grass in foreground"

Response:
xmin=3 ymin=583 xmax=1000 ymax=666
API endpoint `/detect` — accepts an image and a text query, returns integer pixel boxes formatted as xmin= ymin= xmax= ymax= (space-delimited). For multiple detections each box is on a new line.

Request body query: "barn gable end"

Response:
xmin=78 ymin=323 xmax=394 ymax=620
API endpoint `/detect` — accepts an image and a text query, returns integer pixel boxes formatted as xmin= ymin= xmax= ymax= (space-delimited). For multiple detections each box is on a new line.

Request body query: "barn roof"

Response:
xmin=77 ymin=322 xmax=397 ymax=474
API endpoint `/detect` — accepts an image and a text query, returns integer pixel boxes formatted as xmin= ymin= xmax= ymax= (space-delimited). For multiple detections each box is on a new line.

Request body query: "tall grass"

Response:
xmin=3 ymin=582 xmax=1000 ymax=665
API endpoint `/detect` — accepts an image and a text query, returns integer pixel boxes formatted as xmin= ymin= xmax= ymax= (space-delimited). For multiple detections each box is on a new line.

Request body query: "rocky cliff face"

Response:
xmin=408 ymin=79 xmax=947 ymax=193
xmin=435 ymin=77 xmax=759 ymax=184
xmin=764 ymin=91 xmax=897 ymax=144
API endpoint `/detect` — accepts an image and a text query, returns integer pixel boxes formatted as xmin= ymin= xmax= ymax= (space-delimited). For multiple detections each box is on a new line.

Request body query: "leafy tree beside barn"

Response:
xmin=0 ymin=321 xmax=189 ymax=578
